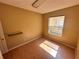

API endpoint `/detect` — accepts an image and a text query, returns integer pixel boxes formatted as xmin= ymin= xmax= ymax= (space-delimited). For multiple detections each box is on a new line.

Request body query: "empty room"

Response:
xmin=0 ymin=0 xmax=79 ymax=59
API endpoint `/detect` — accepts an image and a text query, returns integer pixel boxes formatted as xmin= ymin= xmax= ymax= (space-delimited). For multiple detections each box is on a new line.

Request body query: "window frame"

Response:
xmin=48 ymin=16 xmax=65 ymax=37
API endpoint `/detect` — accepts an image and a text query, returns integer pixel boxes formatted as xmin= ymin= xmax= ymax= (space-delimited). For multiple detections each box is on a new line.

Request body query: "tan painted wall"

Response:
xmin=43 ymin=5 xmax=79 ymax=48
xmin=0 ymin=3 xmax=42 ymax=49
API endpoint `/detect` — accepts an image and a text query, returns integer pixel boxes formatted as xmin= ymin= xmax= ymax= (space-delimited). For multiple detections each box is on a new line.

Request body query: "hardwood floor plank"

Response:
xmin=3 ymin=38 xmax=75 ymax=59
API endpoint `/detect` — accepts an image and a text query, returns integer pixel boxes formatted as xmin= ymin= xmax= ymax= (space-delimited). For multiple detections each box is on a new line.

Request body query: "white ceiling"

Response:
xmin=0 ymin=0 xmax=79 ymax=14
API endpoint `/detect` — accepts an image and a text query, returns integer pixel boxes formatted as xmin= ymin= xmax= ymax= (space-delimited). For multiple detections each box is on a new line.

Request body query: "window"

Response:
xmin=48 ymin=16 xmax=65 ymax=36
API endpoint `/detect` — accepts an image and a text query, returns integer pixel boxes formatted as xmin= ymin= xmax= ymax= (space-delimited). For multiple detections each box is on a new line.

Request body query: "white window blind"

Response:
xmin=48 ymin=16 xmax=65 ymax=36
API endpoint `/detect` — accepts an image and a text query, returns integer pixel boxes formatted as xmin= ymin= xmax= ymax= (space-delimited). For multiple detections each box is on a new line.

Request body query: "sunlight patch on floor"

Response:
xmin=39 ymin=40 xmax=59 ymax=58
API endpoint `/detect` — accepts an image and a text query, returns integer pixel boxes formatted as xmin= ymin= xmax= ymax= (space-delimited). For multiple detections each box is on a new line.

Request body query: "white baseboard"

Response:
xmin=58 ymin=40 xmax=75 ymax=49
xmin=6 ymin=35 xmax=42 ymax=53
xmin=44 ymin=35 xmax=75 ymax=49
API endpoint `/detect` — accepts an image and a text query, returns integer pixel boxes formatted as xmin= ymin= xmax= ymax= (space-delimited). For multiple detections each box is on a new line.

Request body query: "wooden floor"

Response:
xmin=3 ymin=38 xmax=75 ymax=59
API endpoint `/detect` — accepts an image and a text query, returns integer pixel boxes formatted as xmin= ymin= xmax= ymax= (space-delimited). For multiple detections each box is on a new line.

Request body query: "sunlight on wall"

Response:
xmin=39 ymin=40 xmax=59 ymax=58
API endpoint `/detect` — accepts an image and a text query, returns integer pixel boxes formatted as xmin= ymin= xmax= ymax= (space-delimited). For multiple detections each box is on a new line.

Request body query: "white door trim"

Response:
xmin=0 ymin=21 xmax=8 ymax=54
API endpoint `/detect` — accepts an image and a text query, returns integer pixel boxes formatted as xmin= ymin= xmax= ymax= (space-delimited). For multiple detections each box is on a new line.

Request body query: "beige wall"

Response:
xmin=0 ymin=3 xmax=42 ymax=49
xmin=43 ymin=5 xmax=79 ymax=48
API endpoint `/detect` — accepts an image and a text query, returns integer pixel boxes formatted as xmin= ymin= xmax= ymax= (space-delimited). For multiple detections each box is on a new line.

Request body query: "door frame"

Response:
xmin=0 ymin=21 xmax=8 ymax=54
